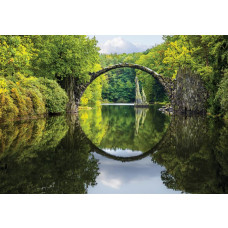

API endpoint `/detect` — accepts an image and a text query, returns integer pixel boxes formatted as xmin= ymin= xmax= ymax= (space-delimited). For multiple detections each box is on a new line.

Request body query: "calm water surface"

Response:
xmin=0 ymin=104 xmax=228 ymax=193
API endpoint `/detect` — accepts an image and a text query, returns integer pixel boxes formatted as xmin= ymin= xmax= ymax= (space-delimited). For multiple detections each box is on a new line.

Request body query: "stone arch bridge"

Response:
xmin=74 ymin=63 xmax=207 ymax=113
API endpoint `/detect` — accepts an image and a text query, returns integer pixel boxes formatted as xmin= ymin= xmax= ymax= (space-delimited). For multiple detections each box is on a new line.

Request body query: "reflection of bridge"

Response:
xmin=73 ymin=112 xmax=210 ymax=164
xmin=76 ymin=116 xmax=172 ymax=162
xmin=76 ymin=114 xmax=209 ymax=162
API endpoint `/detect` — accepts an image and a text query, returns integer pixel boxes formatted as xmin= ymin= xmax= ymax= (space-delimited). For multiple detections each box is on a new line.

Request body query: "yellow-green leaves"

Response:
xmin=80 ymin=63 xmax=107 ymax=107
xmin=0 ymin=75 xmax=68 ymax=121
xmin=33 ymin=35 xmax=100 ymax=83
xmin=163 ymin=40 xmax=194 ymax=68
xmin=0 ymin=36 xmax=36 ymax=77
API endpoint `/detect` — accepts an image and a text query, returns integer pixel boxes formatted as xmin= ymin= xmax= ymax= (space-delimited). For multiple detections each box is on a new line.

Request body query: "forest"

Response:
xmin=0 ymin=35 xmax=227 ymax=121
xmin=100 ymin=36 xmax=228 ymax=118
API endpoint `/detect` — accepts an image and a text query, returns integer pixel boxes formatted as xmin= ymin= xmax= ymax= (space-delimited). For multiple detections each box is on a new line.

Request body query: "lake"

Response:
xmin=0 ymin=104 xmax=228 ymax=193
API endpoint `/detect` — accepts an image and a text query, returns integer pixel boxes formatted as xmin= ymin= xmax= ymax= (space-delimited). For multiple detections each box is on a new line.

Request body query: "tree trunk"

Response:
xmin=63 ymin=76 xmax=77 ymax=113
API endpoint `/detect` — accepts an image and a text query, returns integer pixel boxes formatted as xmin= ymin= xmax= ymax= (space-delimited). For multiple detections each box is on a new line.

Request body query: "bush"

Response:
xmin=37 ymin=78 xmax=68 ymax=114
xmin=0 ymin=75 xmax=68 ymax=121
xmin=15 ymin=75 xmax=46 ymax=115
xmin=0 ymin=78 xmax=20 ymax=120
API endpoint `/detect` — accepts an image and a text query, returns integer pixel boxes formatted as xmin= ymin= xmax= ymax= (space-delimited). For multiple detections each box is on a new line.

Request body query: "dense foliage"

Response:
xmin=0 ymin=75 xmax=68 ymax=121
xmin=161 ymin=35 xmax=228 ymax=116
xmin=0 ymin=35 xmax=36 ymax=77
xmin=0 ymin=35 xmax=105 ymax=118
xmin=100 ymin=52 xmax=167 ymax=104
xmin=80 ymin=64 xmax=107 ymax=107
xmin=100 ymin=35 xmax=228 ymax=117
xmin=100 ymin=53 xmax=140 ymax=103
xmin=0 ymin=35 xmax=227 ymax=118
xmin=30 ymin=35 xmax=106 ymax=109
xmin=136 ymin=35 xmax=228 ymax=115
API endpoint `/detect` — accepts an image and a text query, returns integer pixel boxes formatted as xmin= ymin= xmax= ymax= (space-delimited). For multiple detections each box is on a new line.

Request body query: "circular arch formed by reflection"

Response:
xmin=77 ymin=117 xmax=172 ymax=162
xmin=76 ymin=64 xmax=173 ymax=161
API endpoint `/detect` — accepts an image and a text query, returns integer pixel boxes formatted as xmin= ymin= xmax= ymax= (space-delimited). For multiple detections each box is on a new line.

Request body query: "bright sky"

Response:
xmin=88 ymin=35 xmax=164 ymax=54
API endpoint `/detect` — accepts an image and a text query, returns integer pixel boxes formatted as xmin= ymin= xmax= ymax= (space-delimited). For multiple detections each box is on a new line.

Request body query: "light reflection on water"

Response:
xmin=100 ymin=148 xmax=143 ymax=157
xmin=88 ymin=154 xmax=181 ymax=194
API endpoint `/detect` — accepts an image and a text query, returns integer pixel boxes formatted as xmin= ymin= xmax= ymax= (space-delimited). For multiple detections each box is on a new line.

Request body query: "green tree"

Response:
xmin=137 ymin=35 xmax=228 ymax=114
xmin=80 ymin=64 xmax=107 ymax=107
xmin=135 ymin=43 xmax=171 ymax=103
xmin=31 ymin=35 xmax=101 ymax=111
xmin=100 ymin=53 xmax=141 ymax=103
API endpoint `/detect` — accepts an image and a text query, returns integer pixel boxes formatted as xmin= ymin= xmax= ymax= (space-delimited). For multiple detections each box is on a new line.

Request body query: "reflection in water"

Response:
xmin=88 ymin=154 xmax=176 ymax=194
xmin=0 ymin=105 xmax=228 ymax=193
xmin=0 ymin=116 xmax=99 ymax=193
xmin=79 ymin=105 xmax=170 ymax=155
xmin=135 ymin=108 xmax=148 ymax=135
xmin=152 ymin=116 xmax=228 ymax=193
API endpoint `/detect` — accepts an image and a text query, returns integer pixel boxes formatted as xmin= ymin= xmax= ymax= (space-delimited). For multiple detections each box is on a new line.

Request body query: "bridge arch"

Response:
xmin=74 ymin=63 xmax=174 ymax=108
xmin=74 ymin=64 xmax=207 ymax=114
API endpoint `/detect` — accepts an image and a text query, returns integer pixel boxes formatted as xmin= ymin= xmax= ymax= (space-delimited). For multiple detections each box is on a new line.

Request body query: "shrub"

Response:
xmin=0 ymin=75 xmax=68 ymax=121
xmin=0 ymin=78 xmax=19 ymax=120
xmin=16 ymin=75 xmax=47 ymax=115
xmin=37 ymin=78 xmax=68 ymax=114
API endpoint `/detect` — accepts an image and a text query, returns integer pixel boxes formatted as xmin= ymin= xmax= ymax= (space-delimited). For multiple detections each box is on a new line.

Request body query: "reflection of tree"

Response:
xmin=78 ymin=107 xmax=108 ymax=145
xmin=0 ymin=117 xmax=68 ymax=161
xmin=79 ymin=105 xmax=170 ymax=153
xmin=0 ymin=115 xmax=99 ymax=193
xmin=152 ymin=116 xmax=228 ymax=193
